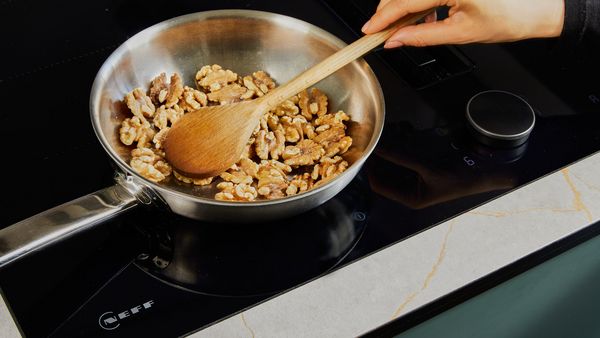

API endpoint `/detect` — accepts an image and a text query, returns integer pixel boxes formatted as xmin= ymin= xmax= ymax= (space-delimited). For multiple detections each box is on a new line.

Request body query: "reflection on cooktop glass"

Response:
xmin=1 ymin=0 xmax=600 ymax=337
xmin=136 ymin=176 xmax=369 ymax=297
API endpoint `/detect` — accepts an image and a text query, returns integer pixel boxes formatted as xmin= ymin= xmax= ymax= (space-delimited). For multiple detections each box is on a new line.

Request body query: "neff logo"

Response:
xmin=98 ymin=300 xmax=154 ymax=330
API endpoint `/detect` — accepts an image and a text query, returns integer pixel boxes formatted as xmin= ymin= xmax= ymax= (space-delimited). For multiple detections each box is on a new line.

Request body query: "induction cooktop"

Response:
xmin=1 ymin=0 xmax=599 ymax=337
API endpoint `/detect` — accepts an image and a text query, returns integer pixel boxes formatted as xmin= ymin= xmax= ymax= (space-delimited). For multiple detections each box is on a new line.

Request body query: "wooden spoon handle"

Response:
xmin=260 ymin=9 xmax=435 ymax=110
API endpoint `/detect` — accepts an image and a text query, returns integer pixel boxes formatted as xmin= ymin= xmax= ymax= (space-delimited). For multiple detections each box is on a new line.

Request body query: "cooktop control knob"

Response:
xmin=466 ymin=90 xmax=535 ymax=148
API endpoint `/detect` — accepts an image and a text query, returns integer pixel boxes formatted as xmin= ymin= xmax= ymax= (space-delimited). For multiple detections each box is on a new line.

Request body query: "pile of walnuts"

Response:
xmin=119 ymin=65 xmax=353 ymax=201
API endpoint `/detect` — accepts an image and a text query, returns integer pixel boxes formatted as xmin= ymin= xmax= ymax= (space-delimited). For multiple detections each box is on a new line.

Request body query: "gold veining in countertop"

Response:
xmin=390 ymin=167 xmax=596 ymax=319
xmin=392 ymin=220 xmax=456 ymax=319
xmin=240 ymin=313 xmax=256 ymax=338
xmin=468 ymin=169 xmax=593 ymax=221
xmin=562 ymin=168 xmax=593 ymax=222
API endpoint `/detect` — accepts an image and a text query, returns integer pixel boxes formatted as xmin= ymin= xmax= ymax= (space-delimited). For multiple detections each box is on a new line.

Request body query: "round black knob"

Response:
xmin=466 ymin=90 xmax=535 ymax=148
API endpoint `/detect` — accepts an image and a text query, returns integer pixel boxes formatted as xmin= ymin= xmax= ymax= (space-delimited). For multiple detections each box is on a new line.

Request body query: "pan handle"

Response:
xmin=0 ymin=183 xmax=139 ymax=268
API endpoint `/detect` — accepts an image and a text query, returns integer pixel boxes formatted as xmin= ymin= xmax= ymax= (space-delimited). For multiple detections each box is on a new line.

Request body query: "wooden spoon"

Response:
xmin=164 ymin=10 xmax=433 ymax=178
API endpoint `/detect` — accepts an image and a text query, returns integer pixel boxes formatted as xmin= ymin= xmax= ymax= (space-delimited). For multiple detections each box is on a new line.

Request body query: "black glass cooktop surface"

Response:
xmin=1 ymin=0 xmax=599 ymax=337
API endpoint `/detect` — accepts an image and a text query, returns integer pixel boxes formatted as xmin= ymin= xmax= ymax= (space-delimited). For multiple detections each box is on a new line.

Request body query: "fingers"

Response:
xmin=376 ymin=0 xmax=393 ymax=12
xmin=362 ymin=0 xmax=444 ymax=34
xmin=383 ymin=19 xmax=465 ymax=48
xmin=424 ymin=11 xmax=437 ymax=23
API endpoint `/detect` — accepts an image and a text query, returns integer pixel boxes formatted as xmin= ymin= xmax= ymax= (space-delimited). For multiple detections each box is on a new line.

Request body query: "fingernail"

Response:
xmin=384 ymin=40 xmax=403 ymax=49
xmin=361 ymin=20 xmax=371 ymax=33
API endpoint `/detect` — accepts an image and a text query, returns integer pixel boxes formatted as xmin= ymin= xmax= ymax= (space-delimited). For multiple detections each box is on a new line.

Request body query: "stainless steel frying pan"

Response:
xmin=0 ymin=10 xmax=384 ymax=267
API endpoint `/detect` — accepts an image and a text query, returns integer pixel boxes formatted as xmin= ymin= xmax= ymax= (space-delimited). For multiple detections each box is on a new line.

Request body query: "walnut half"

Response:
xmin=130 ymin=147 xmax=171 ymax=182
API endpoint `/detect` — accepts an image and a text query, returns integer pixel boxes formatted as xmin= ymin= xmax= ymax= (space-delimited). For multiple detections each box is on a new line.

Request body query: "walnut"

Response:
xmin=324 ymin=136 xmax=353 ymax=157
xmin=153 ymin=105 xmax=184 ymax=130
xmin=207 ymin=84 xmax=249 ymax=105
xmin=259 ymin=159 xmax=292 ymax=175
xmin=130 ymin=147 xmax=171 ymax=182
xmin=284 ymin=126 xmax=301 ymax=143
xmin=279 ymin=115 xmax=308 ymax=143
xmin=125 ymin=88 xmax=156 ymax=119
xmin=266 ymin=114 xmax=280 ymax=131
xmin=195 ymin=64 xmax=238 ymax=92
xmin=153 ymin=127 xmax=169 ymax=149
xmin=149 ymin=73 xmax=184 ymax=108
xmin=314 ymin=110 xmax=350 ymax=128
xmin=312 ymin=156 xmax=349 ymax=182
xmin=215 ymin=182 xmax=258 ymax=201
xmin=313 ymin=126 xmax=345 ymax=146
xmin=179 ymin=86 xmax=208 ymax=112
xmin=282 ymin=139 xmax=325 ymax=166
xmin=286 ymin=173 xmax=313 ymax=196
xmin=120 ymin=116 xmax=155 ymax=148
xmin=256 ymin=164 xmax=288 ymax=200
xmin=298 ymin=88 xmax=328 ymax=120
xmin=149 ymin=73 xmax=168 ymax=105
xmin=173 ymin=170 xmax=214 ymax=186
xmin=242 ymin=71 xmax=276 ymax=98
xmin=220 ymin=163 xmax=254 ymax=185
xmin=257 ymin=113 xmax=272 ymax=132
xmin=303 ymin=123 xmax=316 ymax=140
xmin=255 ymin=129 xmax=285 ymax=160
xmin=238 ymin=157 xmax=259 ymax=178
xmin=271 ymin=99 xmax=300 ymax=117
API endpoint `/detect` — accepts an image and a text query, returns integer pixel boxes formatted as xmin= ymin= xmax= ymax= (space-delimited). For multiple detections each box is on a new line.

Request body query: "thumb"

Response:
xmin=384 ymin=20 xmax=467 ymax=48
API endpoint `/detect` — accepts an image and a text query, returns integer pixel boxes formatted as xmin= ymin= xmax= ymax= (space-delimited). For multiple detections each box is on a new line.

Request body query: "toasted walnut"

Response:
xmin=284 ymin=126 xmax=301 ymax=143
xmin=120 ymin=116 xmax=155 ymax=148
xmin=149 ymin=73 xmax=184 ymax=108
xmin=279 ymin=115 xmax=309 ymax=143
xmin=259 ymin=159 xmax=292 ymax=175
xmin=149 ymin=73 xmax=168 ymax=105
xmin=255 ymin=129 xmax=285 ymax=160
xmin=312 ymin=156 xmax=349 ymax=182
xmin=166 ymin=73 xmax=184 ymax=107
xmin=153 ymin=127 xmax=169 ymax=149
xmin=153 ymin=105 xmax=184 ymax=130
xmin=298 ymin=88 xmax=328 ymax=120
xmin=242 ymin=71 xmax=276 ymax=98
xmin=286 ymin=173 xmax=314 ymax=196
xmin=196 ymin=65 xmax=238 ymax=92
xmin=220 ymin=163 xmax=254 ymax=185
xmin=314 ymin=110 xmax=350 ymax=128
xmin=324 ymin=136 xmax=353 ymax=157
xmin=173 ymin=170 xmax=214 ymax=186
xmin=207 ymin=84 xmax=249 ymax=105
xmin=238 ymin=157 xmax=259 ymax=178
xmin=265 ymin=114 xmax=279 ymax=131
xmin=215 ymin=182 xmax=258 ymax=201
xmin=303 ymin=123 xmax=316 ymax=140
xmin=271 ymin=99 xmax=300 ymax=117
xmin=125 ymin=88 xmax=156 ymax=119
xmin=313 ymin=126 xmax=345 ymax=145
xmin=256 ymin=165 xmax=288 ymax=200
xmin=282 ymin=139 xmax=325 ymax=166
xmin=130 ymin=147 xmax=171 ymax=182
xmin=179 ymin=86 xmax=208 ymax=112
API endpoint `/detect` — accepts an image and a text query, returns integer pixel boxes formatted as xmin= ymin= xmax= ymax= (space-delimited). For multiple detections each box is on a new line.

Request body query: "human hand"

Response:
xmin=362 ymin=0 xmax=565 ymax=48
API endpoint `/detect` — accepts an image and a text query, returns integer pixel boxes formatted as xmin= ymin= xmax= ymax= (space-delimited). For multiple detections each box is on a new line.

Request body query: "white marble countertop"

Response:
xmin=2 ymin=152 xmax=600 ymax=338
